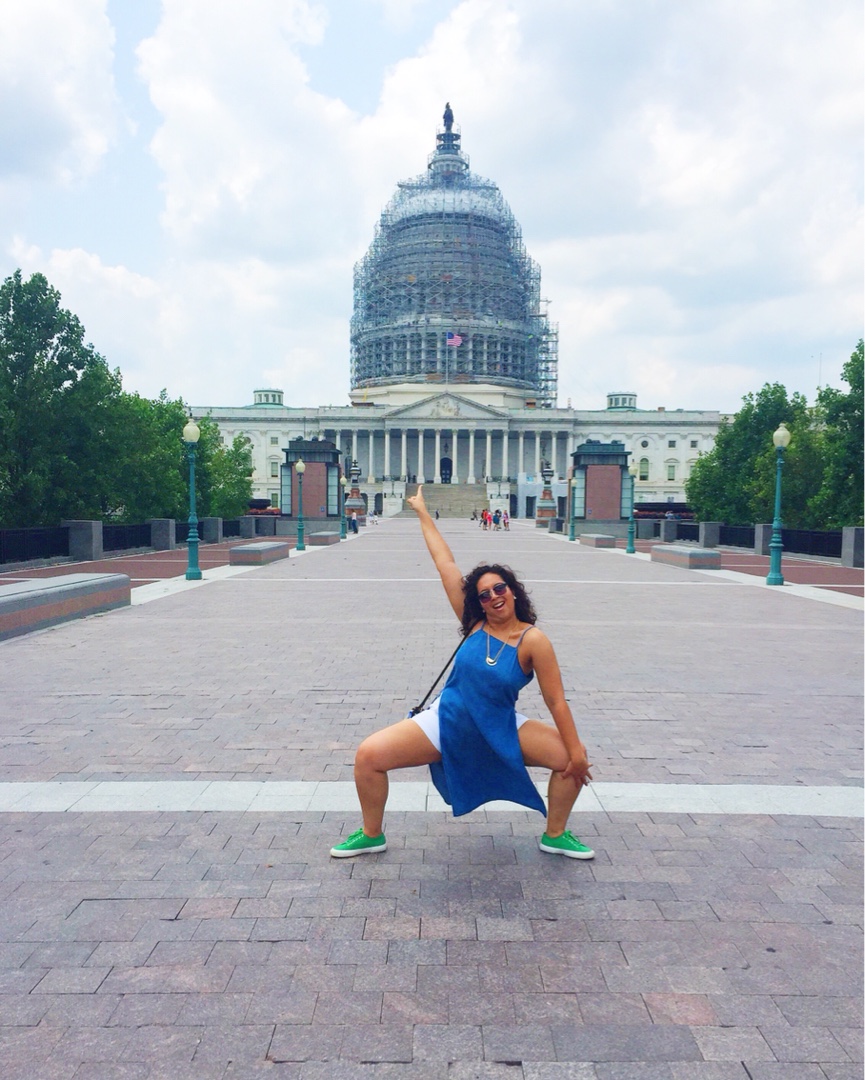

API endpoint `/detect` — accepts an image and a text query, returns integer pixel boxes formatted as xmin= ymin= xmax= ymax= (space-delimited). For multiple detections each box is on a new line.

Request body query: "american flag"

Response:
xmin=446 ymin=332 xmax=462 ymax=347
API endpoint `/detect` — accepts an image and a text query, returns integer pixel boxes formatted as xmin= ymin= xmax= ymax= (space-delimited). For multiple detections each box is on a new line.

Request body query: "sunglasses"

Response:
xmin=478 ymin=582 xmax=509 ymax=604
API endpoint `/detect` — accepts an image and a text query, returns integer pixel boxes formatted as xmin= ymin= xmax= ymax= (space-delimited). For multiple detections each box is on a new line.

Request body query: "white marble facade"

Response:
xmin=196 ymin=388 xmax=721 ymax=516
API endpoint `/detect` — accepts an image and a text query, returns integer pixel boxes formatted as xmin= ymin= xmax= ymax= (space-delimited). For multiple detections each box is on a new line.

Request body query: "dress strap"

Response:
xmin=516 ymin=625 xmax=536 ymax=647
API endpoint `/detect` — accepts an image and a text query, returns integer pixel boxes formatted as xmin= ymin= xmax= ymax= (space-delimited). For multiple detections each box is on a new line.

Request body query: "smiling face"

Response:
xmin=476 ymin=573 xmax=512 ymax=619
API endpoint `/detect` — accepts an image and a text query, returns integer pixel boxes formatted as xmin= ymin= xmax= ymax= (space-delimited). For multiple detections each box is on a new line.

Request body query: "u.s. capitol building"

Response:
xmin=197 ymin=108 xmax=719 ymax=517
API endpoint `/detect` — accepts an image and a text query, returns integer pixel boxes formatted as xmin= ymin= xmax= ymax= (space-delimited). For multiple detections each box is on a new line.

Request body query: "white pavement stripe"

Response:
xmin=0 ymin=780 xmax=860 ymax=817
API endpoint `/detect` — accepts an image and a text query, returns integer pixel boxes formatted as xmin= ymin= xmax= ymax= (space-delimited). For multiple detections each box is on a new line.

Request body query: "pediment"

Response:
xmin=385 ymin=393 xmax=507 ymax=421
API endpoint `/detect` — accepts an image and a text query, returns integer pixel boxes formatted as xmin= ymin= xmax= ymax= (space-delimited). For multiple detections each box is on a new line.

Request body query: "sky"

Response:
xmin=1 ymin=0 xmax=862 ymax=414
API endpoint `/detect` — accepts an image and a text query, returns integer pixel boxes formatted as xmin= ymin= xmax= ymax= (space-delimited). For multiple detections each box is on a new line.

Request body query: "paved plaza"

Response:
xmin=0 ymin=519 xmax=862 ymax=1079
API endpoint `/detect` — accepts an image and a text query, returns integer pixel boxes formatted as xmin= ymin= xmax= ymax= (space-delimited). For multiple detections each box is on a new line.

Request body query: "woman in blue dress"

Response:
xmin=331 ymin=485 xmax=594 ymax=860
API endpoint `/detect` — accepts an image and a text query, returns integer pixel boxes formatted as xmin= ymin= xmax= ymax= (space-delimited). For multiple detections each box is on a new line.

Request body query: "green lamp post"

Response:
xmin=182 ymin=417 xmax=202 ymax=580
xmin=626 ymin=461 xmax=638 ymax=554
xmin=295 ymin=458 xmax=306 ymax=552
xmin=766 ymin=422 xmax=792 ymax=586
xmin=339 ymin=474 xmax=348 ymax=540
xmin=568 ymin=476 xmax=577 ymax=541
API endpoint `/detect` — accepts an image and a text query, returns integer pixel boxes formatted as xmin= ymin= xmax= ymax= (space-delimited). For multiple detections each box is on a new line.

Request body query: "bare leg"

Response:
xmin=354 ymin=718 xmax=441 ymax=836
xmin=518 ymin=719 xmax=585 ymax=837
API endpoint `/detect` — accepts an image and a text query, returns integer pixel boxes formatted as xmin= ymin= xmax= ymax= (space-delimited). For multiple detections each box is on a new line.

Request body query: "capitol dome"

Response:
xmin=350 ymin=108 xmax=558 ymax=408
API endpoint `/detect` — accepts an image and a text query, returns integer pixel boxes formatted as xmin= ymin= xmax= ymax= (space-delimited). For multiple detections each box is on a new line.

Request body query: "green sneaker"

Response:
xmin=330 ymin=828 xmax=387 ymax=858
xmin=539 ymin=830 xmax=594 ymax=860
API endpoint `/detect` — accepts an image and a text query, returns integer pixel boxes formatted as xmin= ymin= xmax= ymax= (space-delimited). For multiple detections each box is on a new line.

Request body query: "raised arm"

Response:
xmin=406 ymin=485 xmax=465 ymax=619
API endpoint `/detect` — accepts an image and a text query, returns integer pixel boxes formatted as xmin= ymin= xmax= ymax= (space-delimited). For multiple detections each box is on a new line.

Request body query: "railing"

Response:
xmin=223 ymin=519 xmax=241 ymax=537
xmin=676 ymin=523 xmax=699 ymax=542
xmin=719 ymin=525 xmax=755 ymax=548
xmin=103 ymin=523 xmax=152 ymax=552
xmin=0 ymin=526 xmax=69 ymax=565
xmin=175 ymin=523 xmax=190 ymax=544
xmin=782 ymin=529 xmax=842 ymax=558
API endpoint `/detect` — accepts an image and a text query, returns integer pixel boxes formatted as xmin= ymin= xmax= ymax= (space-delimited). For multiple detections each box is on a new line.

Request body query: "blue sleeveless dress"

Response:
xmin=429 ymin=627 xmax=547 ymax=817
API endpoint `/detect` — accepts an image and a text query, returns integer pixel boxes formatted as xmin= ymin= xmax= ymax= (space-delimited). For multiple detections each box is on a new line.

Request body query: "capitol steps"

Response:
xmin=399 ymin=483 xmax=491 ymax=519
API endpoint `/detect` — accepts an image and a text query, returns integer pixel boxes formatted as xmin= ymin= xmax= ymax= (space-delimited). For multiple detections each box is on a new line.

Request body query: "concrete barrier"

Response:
xmin=229 ymin=542 xmax=290 ymax=566
xmin=651 ymin=545 xmax=721 ymax=570
xmin=309 ymin=532 xmax=341 ymax=546
xmin=0 ymin=573 xmax=131 ymax=642
xmin=579 ymin=534 xmax=616 ymax=548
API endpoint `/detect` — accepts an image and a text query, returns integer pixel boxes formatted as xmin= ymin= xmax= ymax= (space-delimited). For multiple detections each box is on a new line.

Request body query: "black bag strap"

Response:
xmin=410 ymin=622 xmax=479 ymax=716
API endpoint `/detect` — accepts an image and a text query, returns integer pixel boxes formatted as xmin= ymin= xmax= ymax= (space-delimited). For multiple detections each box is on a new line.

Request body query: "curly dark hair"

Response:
xmin=460 ymin=563 xmax=537 ymax=637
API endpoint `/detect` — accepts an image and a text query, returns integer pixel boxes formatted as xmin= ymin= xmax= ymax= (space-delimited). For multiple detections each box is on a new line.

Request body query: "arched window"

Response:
xmin=639 ymin=458 xmax=649 ymax=481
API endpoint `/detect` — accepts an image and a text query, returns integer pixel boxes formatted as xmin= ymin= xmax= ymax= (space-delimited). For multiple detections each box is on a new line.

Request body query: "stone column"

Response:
xmin=434 ymin=429 xmax=442 ymax=483
xmin=551 ymin=432 xmax=558 ymax=477
xmin=417 ymin=429 xmax=425 ymax=484
xmin=451 ymin=427 xmax=459 ymax=484
xmin=384 ymin=429 xmax=391 ymax=478
xmin=352 ymin=429 xmax=358 ymax=463
xmin=842 ymin=527 xmax=863 ymax=568
xmin=147 ymin=519 xmax=176 ymax=550
xmin=61 ymin=520 xmax=103 ymax=561
xmin=367 ymin=430 xmax=375 ymax=482
xmin=754 ymin=524 xmax=772 ymax=555
xmin=534 ymin=433 xmax=541 ymax=478
xmin=501 ymin=429 xmax=509 ymax=480
xmin=518 ymin=430 xmax=525 ymax=477
xmin=485 ymin=430 xmax=492 ymax=481
xmin=699 ymin=522 xmax=721 ymax=548
xmin=401 ymin=430 xmax=408 ymax=480
xmin=200 ymin=518 xmax=222 ymax=543
xmin=468 ymin=428 xmax=476 ymax=484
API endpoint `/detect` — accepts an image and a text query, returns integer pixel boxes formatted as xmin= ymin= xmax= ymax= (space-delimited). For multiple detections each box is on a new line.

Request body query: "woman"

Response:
xmin=330 ymin=485 xmax=594 ymax=860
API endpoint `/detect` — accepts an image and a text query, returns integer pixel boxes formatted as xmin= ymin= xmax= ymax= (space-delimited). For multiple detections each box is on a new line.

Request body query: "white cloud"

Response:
xmin=0 ymin=0 xmax=860 ymax=416
xmin=0 ymin=0 xmax=120 ymax=183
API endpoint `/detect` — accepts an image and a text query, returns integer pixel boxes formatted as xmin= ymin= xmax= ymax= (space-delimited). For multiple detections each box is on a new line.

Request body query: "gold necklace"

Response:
xmin=485 ymin=629 xmax=510 ymax=666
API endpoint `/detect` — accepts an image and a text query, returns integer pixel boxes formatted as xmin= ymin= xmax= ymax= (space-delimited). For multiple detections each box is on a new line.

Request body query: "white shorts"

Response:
xmin=411 ymin=695 xmax=529 ymax=753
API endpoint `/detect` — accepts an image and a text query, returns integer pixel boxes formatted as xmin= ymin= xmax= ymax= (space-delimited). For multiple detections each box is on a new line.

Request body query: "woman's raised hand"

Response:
xmin=407 ymin=484 xmax=426 ymax=515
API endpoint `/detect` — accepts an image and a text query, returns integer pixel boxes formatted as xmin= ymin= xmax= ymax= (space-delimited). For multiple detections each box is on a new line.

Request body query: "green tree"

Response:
xmin=0 ymin=268 xmax=254 ymax=528
xmin=686 ymin=382 xmax=812 ymax=526
xmin=807 ymin=340 xmax=864 ymax=527
xmin=0 ymin=270 xmax=103 ymax=525
xmin=194 ymin=417 xmax=254 ymax=519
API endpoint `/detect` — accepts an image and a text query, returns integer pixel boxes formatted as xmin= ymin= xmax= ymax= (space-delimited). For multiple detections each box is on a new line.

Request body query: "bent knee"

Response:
xmin=355 ymin=738 xmax=383 ymax=772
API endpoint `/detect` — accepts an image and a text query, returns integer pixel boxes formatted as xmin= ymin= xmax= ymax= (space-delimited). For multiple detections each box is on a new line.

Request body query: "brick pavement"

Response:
xmin=0 ymin=519 xmax=861 ymax=1078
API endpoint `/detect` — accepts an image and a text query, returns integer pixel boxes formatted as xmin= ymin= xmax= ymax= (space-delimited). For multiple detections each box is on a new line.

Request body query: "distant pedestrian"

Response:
xmin=435 ymin=509 xmax=440 ymax=520
xmin=350 ymin=511 xmax=359 ymax=534
xmin=503 ymin=511 xmax=510 ymax=531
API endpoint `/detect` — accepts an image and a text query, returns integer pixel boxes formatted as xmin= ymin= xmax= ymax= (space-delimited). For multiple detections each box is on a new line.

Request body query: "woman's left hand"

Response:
xmin=562 ymin=747 xmax=593 ymax=789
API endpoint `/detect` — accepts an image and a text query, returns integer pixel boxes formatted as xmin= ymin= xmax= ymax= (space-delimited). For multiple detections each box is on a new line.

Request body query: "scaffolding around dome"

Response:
xmin=350 ymin=115 xmax=558 ymax=408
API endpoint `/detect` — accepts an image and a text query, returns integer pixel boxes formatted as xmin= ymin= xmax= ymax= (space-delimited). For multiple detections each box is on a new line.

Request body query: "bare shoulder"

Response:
xmin=517 ymin=623 xmax=554 ymax=665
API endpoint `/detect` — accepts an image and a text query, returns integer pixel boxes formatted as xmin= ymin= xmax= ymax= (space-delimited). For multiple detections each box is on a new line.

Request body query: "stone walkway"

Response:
xmin=0 ymin=519 xmax=861 ymax=1078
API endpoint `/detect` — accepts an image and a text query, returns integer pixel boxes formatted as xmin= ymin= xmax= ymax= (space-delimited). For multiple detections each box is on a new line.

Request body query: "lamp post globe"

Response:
xmin=295 ymin=459 xmax=306 ymax=552
xmin=626 ymin=461 xmax=638 ymax=554
xmin=766 ymin=423 xmax=792 ymax=586
xmin=182 ymin=418 xmax=202 ymax=580
xmin=339 ymin=475 xmax=348 ymax=540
